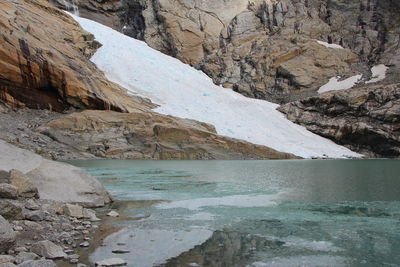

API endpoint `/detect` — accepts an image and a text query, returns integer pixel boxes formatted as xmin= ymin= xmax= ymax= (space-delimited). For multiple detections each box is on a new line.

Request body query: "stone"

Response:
xmin=83 ymin=208 xmax=101 ymax=222
xmin=0 ymin=184 xmax=18 ymax=199
xmin=63 ymin=204 xmax=84 ymax=218
xmin=24 ymin=211 xmax=45 ymax=222
xmin=24 ymin=200 xmax=40 ymax=211
xmin=0 ymin=215 xmax=16 ymax=253
xmin=0 ymin=140 xmax=112 ymax=207
xmin=17 ymin=260 xmax=56 ymax=267
xmin=14 ymin=247 xmax=28 ymax=253
xmin=107 ymin=211 xmax=119 ymax=217
xmin=79 ymin=242 xmax=89 ymax=247
xmin=14 ymin=252 xmax=39 ymax=265
xmin=30 ymin=240 xmax=67 ymax=259
xmin=0 ymin=263 xmax=17 ymax=267
xmin=0 ymin=200 xmax=23 ymax=220
xmin=112 ymin=250 xmax=130 ymax=254
xmin=95 ymin=258 xmax=128 ymax=267
xmin=0 ymin=255 xmax=14 ymax=264
xmin=9 ymin=170 xmax=38 ymax=198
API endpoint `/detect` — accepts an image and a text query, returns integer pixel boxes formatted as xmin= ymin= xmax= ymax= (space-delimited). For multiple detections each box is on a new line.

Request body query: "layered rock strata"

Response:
xmin=278 ymin=83 xmax=400 ymax=157
xmin=38 ymin=110 xmax=298 ymax=160
xmin=0 ymin=0 xmax=152 ymax=112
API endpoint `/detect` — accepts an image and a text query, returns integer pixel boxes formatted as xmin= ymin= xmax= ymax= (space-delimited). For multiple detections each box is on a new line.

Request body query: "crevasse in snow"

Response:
xmin=69 ymin=14 xmax=361 ymax=158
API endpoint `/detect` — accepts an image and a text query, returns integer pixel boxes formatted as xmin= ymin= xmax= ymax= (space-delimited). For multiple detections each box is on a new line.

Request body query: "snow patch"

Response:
xmin=317 ymin=40 xmax=344 ymax=49
xmin=365 ymin=64 xmax=388 ymax=84
xmin=318 ymin=75 xmax=363 ymax=94
xmin=69 ymin=13 xmax=361 ymax=159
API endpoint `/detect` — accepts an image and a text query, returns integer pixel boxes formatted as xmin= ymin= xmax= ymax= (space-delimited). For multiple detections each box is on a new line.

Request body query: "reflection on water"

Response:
xmin=67 ymin=160 xmax=400 ymax=266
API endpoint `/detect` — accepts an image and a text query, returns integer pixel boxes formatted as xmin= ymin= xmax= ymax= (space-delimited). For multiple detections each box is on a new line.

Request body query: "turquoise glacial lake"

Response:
xmin=68 ymin=160 xmax=400 ymax=267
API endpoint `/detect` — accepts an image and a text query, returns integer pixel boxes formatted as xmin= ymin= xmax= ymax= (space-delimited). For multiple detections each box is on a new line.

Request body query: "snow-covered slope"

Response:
xmin=70 ymin=14 xmax=361 ymax=158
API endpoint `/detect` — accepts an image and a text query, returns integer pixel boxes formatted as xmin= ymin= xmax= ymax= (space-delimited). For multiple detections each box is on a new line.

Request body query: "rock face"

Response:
xmin=53 ymin=0 xmax=400 ymax=103
xmin=0 ymin=0 xmax=152 ymax=112
xmin=278 ymin=83 xmax=400 ymax=157
xmin=0 ymin=215 xmax=16 ymax=253
xmin=38 ymin=110 xmax=298 ymax=160
xmin=0 ymin=140 xmax=112 ymax=207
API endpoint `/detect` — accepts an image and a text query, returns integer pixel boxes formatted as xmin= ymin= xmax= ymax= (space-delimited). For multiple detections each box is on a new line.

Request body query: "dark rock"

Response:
xmin=0 ymin=200 xmax=24 ymax=220
xmin=278 ymin=83 xmax=400 ymax=157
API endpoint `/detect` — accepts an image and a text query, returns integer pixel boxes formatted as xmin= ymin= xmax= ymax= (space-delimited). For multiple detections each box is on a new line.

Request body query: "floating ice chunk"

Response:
xmin=317 ymin=40 xmax=344 ymax=49
xmin=365 ymin=64 xmax=389 ymax=84
xmin=318 ymin=75 xmax=363 ymax=94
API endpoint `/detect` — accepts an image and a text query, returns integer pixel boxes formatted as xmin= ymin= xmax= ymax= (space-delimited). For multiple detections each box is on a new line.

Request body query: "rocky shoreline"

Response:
xmin=0 ymin=139 xmax=128 ymax=267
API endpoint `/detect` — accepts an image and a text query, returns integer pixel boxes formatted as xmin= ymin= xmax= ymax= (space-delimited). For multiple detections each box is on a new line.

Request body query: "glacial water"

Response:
xmin=68 ymin=160 xmax=400 ymax=267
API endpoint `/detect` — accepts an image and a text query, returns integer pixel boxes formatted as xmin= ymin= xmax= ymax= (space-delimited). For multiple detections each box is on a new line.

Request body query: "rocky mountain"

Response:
xmin=51 ymin=0 xmax=400 ymax=103
xmin=0 ymin=0 xmax=300 ymax=160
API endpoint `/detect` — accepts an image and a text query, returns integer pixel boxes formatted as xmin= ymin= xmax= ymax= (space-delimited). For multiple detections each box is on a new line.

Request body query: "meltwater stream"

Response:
xmin=68 ymin=160 xmax=400 ymax=267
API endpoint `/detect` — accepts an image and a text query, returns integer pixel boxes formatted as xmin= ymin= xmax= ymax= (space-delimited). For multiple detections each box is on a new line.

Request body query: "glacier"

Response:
xmin=69 ymin=14 xmax=361 ymax=159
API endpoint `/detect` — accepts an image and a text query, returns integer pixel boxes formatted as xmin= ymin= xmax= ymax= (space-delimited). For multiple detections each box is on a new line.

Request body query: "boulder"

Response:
xmin=24 ymin=211 xmax=45 ymax=222
xmin=83 ymin=208 xmax=100 ymax=222
xmin=0 ymin=263 xmax=17 ymax=267
xmin=15 ymin=252 xmax=39 ymax=265
xmin=0 ymin=140 xmax=112 ymax=207
xmin=63 ymin=204 xmax=84 ymax=218
xmin=17 ymin=260 xmax=56 ymax=267
xmin=0 ymin=215 xmax=16 ymax=253
xmin=0 ymin=184 xmax=18 ymax=199
xmin=9 ymin=170 xmax=38 ymax=198
xmin=30 ymin=240 xmax=67 ymax=259
xmin=0 ymin=200 xmax=24 ymax=220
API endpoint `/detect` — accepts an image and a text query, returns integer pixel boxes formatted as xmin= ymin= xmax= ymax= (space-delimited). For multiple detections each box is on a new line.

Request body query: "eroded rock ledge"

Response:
xmin=278 ymin=84 xmax=400 ymax=157
xmin=38 ymin=110 xmax=298 ymax=160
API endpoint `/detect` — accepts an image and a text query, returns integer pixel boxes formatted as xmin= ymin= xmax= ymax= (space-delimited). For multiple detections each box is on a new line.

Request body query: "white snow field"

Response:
xmin=70 ymin=14 xmax=361 ymax=158
xmin=366 ymin=64 xmax=389 ymax=84
xmin=316 ymin=40 xmax=344 ymax=49
xmin=318 ymin=75 xmax=363 ymax=94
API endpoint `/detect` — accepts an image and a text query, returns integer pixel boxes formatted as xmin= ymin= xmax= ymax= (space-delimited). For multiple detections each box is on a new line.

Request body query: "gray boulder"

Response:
xmin=15 ymin=252 xmax=39 ymax=265
xmin=30 ymin=240 xmax=67 ymax=259
xmin=0 ymin=215 xmax=16 ymax=253
xmin=0 ymin=263 xmax=17 ymax=267
xmin=0 ymin=255 xmax=15 ymax=264
xmin=0 ymin=184 xmax=18 ymax=199
xmin=0 ymin=140 xmax=111 ymax=207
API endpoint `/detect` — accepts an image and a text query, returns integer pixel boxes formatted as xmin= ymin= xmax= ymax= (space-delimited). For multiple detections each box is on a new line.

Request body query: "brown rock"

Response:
xmin=0 ymin=0 xmax=153 ymax=113
xmin=39 ymin=110 xmax=298 ymax=160
xmin=9 ymin=170 xmax=38 ymax=198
